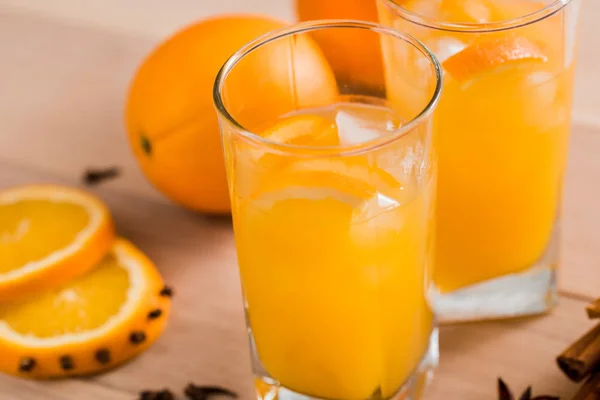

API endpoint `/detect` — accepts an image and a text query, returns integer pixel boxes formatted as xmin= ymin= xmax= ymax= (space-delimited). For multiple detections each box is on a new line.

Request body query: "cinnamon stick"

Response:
xmin=557 ymin=323 xmax=600 ymax=382
xmin=587 ymin=299 xmax=600 ymax=320
xmin=571 ymin=369 xmax=600 ymax=400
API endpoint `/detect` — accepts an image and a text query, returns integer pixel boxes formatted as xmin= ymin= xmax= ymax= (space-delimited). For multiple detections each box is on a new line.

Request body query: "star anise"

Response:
xmin=498 ymin=378 xmax=560 ymax=400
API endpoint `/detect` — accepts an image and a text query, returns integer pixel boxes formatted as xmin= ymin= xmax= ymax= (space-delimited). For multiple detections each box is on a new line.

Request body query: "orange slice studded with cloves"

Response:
xmin=0 ymin=238 xmax=171 ymax=378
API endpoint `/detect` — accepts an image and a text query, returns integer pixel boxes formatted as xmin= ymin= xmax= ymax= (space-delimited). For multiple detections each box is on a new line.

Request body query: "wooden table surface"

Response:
xmin=0 ymin=1 xmax=598 ymax=399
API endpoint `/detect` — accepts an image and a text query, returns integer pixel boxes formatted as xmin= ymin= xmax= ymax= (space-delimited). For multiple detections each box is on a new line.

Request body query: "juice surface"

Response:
xmin=384 ymin=0 xmax=575 ymax=292
xmin=227 ymin=102 xmax=434 ymax=399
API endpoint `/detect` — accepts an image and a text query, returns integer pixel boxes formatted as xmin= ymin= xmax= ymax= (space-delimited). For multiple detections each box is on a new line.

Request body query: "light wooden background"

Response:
xmin=0 ymin=1 xmax=598 ymax=399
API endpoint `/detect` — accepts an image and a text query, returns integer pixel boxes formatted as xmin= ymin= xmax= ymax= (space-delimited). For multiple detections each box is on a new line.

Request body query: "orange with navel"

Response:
xmin=126 ymin=14 xmax=338 ymax=214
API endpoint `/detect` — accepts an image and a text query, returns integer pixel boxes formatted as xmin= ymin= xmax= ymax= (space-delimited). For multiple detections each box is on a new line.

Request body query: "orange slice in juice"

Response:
xmin=251 ymin=156 xmax=406 ymax=213
xmin=260 ymin=114 xmax=338 ymax=147
xmin=286 ymin=158 xmax=402 ymax=192
xmin=443 ymin=36 xmax=548 ymax=84
xmin=233 ymin=114 xmax=338 ymax=198
xmin=251 ymin=159 xmax=377 ymax=209
xmin=245 ymin=114 xmax=338 ymax=167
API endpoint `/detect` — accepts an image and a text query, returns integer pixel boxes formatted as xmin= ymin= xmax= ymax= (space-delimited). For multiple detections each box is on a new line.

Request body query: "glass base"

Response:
xmin=431 ymin=266 xmax=558 ymax=323
xmin=253 ymin=328 xmax=439 ymax=400
xmin=432 ymin=214 xmax=562 ymax=323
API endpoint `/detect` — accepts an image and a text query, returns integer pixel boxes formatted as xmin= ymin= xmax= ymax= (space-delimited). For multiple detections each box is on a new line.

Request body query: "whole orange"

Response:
xmin=125 ymin=14 xmax=338 ymax=214
xmin=296 ymin=0 xmax=384 ymax=93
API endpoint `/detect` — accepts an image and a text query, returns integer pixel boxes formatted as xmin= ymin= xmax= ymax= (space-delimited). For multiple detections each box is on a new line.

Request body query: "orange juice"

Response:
xmin=226 ymin=102 xmax=435 ymax=399
xmin=379 ymin=0 xmax=577 ymax=295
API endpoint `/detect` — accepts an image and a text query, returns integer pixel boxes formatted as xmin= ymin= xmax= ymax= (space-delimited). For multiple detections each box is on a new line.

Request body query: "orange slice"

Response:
xmin=234 ymin=114 xmax=339 ymax=197
xmin=443 ymin=36 xmax=548 ymax=83
xmin=0 ymin=238 xmax=170 ymax=378
xmin=260 ymin=114 xmax=338 ymax=147
xmin=247 ymin=113 xmax=338 ymax=165
xmin=251 ymin=157 xmax=406 ymax=210
xmin=285 ymin=158 xmax=403 ymax=192
xmin=0 ymin=185 xmax=115 ymax=302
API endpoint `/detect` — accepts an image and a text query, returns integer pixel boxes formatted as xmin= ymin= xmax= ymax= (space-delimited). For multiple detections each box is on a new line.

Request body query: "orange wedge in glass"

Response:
xmin=443 ymin=36 xmax=548 ymax=84
xmin=0 ymin=238 xmax=171 ymax=378
xmin=260 ymin=114 xmax=339 ymax=147
xmin=233 ymin=114 xmax=338 ymax=197
xmin=0 ymin=185 xmax=115 ymax=302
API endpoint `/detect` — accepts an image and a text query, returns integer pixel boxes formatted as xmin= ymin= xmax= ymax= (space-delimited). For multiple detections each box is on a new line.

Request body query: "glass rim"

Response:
xmin=379 ymin=0 xmax=571 ymax=33
xmin=213 ymin=19 xmax=443 ymax=157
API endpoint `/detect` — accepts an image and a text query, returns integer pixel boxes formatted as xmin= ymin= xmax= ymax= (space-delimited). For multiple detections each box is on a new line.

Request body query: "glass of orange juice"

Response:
xmin=213 ymin=21 xmax=442 ymax=400
xmin=378 ymin=0 xmax=581 ymax=322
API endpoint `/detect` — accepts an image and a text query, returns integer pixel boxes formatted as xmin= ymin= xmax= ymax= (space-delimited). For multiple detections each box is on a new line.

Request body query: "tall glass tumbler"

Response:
xmin=378 ymin=0 xmax=581 ymax=322
xmin=213 ymin=21 xmax=442 ymax=400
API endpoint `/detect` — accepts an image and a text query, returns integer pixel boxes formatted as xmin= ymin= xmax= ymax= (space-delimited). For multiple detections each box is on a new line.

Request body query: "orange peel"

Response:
xmin=443 ymin=36 xmax=548 ymax=83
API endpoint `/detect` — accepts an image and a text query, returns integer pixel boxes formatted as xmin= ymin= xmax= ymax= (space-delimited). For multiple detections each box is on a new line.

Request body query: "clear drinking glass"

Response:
xmin=378 ymin=0 xmax=581 ymax=322
xmin=213 ymin=21 xmax=442 ymax=400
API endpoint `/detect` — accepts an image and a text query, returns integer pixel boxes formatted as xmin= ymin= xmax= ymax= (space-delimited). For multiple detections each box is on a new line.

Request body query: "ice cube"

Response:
xmin=335 ymin=110 xmax=393 ymax=146
xmin=427 ymin=37 xmax=467 ymax=63
xmin=351 ymin=192 xmax=403 ymax=244
xmin=405 ymin=0 xmax=442 ymax=19
xmin=527 ymin=71 xmax=557 ymax=96
xmin=352 ymin=193 xmax=402 ymax=228
xmin=523 ymin=71 xmax=563 ymax=128
xmin=463 ymin=0 xmax=492 ymax=23
xmin=376 ymin=136 xmax=427 ymax=189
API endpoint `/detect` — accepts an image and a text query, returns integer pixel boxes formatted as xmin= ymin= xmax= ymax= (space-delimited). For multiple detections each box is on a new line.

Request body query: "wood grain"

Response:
xmin=0 ymin=1 xmax=598 ymax=399
xmin=0 ymin=0 xmax=295 ymax=38
xmin=0 ymin=10 xmax=164 ymax=204
xmin=571 ymin=0 xmax=600 ymax=126
xmin=562 ymin=124 xmax=600 ymax=300
xmin=430 ymin=296 xmax=594 ymax=399
xmin=0 ymin=376 xmax=133 ymax=400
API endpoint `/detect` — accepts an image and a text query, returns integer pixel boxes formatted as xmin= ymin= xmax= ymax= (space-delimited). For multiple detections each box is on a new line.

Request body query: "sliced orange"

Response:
xmin=443 ymin=36 xmax=548 ymax=84
xmin=260 ymin=113 xmax=338 ymax=147
xmin=250 ymin=157 xmax=407 ymax=211
xmin=0 ymin=185 xmax=115 ymax=303
xmin=284 ymin=158 xmax=403 ymax=192
xmin=241 ymin=113 xmax=339 ymax=165
xmin=233 ymin=114 xmax=339 ymax=197
xmin=0 ymin=238 xmax=170 ymax=378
